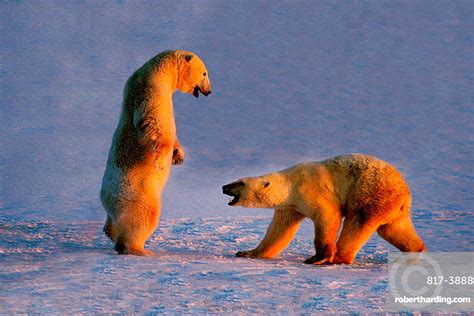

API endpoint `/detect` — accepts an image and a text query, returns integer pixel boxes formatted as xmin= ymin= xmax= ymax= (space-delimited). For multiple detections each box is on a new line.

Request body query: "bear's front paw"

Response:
xmin=236 ymin=250 xmax=258 ymax=258
xmin=172 ymin=147 xmax=185 ymax=165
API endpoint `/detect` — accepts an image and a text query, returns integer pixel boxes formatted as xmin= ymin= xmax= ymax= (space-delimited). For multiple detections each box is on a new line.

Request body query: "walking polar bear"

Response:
xmin=222 ymin=154 xmax=426 ymax=264
xmin=101 ymin=50 xmax=212 ymax=255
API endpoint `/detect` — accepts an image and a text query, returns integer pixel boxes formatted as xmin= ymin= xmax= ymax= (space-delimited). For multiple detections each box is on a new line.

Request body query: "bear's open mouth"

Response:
xmin=222 ymin=182 xmax=241 ymax=206
xmin=193 ymin=86 xmax=210 ymax=98
xmin=222 ymin=187 xmax=240 ymax=206
xmin=193 ymin=86 xmax=200 ymax=98
xmin=227 ymin=194 xmax=239 ymax=206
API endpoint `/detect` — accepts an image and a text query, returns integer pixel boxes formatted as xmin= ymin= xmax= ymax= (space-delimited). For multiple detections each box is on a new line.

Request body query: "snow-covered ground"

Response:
xmin=1 ymin=211 xmax=472 ymax=313
xmin=1 ymin=1 xmax=472 ymax=314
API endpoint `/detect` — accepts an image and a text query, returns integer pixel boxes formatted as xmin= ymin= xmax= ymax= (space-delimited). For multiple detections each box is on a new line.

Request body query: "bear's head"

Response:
xmin=176 ymin=51 xmax=212 ymax=98
xmin=222 ymin=173 xmax=290 ymax=208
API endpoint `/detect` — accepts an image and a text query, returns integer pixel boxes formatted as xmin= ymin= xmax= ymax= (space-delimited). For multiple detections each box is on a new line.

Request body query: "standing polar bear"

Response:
xmin=222 ymin=154 xmax=425 ymax=264
xmin=101 ymin=50 xmax=212 ymax=255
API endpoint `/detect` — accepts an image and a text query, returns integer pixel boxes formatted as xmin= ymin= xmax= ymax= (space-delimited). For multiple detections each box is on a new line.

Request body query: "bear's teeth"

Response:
xmin=228 ymin=198 xmax=232 ymax=203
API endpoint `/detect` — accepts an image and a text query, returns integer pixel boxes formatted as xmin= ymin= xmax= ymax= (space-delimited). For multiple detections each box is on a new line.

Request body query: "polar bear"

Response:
xmin=101 ymin=50 xmax=212 ymax=255
xmin=222 ymin=154 xmax=425 ymax=264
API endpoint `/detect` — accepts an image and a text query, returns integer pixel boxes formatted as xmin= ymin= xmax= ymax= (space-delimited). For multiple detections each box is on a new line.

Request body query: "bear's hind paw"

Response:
xmin=304 ymin=255 xmax=332 ymax=265
xmin=236 ymin=250 xmax=258 ymax=258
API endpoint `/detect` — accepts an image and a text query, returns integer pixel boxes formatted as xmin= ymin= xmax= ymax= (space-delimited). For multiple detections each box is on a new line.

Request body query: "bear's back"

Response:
xmin=321 ymin=153 xmax=408 ymax=195
xmin=322 ymin=153 xmax=393 ymax=177
xmin=325 ymin=153 xmax=409 ymax=202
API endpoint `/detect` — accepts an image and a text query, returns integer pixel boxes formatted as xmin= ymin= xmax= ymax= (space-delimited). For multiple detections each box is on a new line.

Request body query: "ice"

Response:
xmin=1 ymin=1 xmax=472 ymax=313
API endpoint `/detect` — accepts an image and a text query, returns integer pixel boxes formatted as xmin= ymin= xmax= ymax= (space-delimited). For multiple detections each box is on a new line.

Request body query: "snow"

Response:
xmin=0 ymin=218 xmax=389 ymax=313
xmin=1 ymin=1 xmax=472 ymax=314
xmin=2 ymin=213 xmax=472 ymax=313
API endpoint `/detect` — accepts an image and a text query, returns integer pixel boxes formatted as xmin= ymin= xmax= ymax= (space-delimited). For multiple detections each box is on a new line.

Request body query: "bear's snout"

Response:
xmin=222 ymin=181 xmax=244 ymax=194
xmin=193 ymin=86 xmax=212 ymax=98
xmin=222 ymin=181 xmax=244 ymax=206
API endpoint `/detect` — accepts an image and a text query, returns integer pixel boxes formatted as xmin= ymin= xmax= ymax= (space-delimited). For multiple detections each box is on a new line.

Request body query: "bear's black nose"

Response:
xmin=222 ymin=181 xmax=244 ymax=195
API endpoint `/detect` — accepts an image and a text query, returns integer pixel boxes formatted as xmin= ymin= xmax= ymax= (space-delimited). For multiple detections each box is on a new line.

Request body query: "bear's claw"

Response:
xmin=172 ymin=148 xmax=185 ymax=165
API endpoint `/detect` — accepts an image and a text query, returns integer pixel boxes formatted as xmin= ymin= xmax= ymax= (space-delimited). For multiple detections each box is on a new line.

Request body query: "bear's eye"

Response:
xmin=203 ymin=72 xmax=207 ymax=77
xmin=263 ymin=181 xmax=270 ymax=188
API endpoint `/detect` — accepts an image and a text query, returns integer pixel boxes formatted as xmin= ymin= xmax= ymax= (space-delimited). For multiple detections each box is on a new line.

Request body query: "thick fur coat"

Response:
xmin=101 ymin=50 xmax=212 ymax=255
xmin=223 ymin=154 xmax=425 ymax=264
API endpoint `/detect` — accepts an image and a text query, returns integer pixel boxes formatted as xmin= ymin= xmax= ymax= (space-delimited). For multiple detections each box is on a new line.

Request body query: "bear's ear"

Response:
xmin=184 ymin=54 xmax=194 ymax=63
xmin=263 ymin=181 xmax=270 ymax=188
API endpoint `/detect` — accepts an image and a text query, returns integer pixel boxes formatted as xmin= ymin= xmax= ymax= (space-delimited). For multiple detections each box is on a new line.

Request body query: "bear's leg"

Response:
xmin=332 ymin=216 xmax=378 ymax=264
xmin=114 ymin=202 xmax=160 ymax=256
xmin=236 ymin=208 xmax=305 ymax=259
xmin=304 ymin=210 xmax=342 ymax=265
xmin=103 ymin=215 xmax=118 ymax=242
xmin=377 ymin=216 xmax=426 ymax=252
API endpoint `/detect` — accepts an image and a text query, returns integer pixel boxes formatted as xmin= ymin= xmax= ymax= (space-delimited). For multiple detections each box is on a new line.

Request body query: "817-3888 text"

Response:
xmin=427 ymin=276 xmax=474 ymax=285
